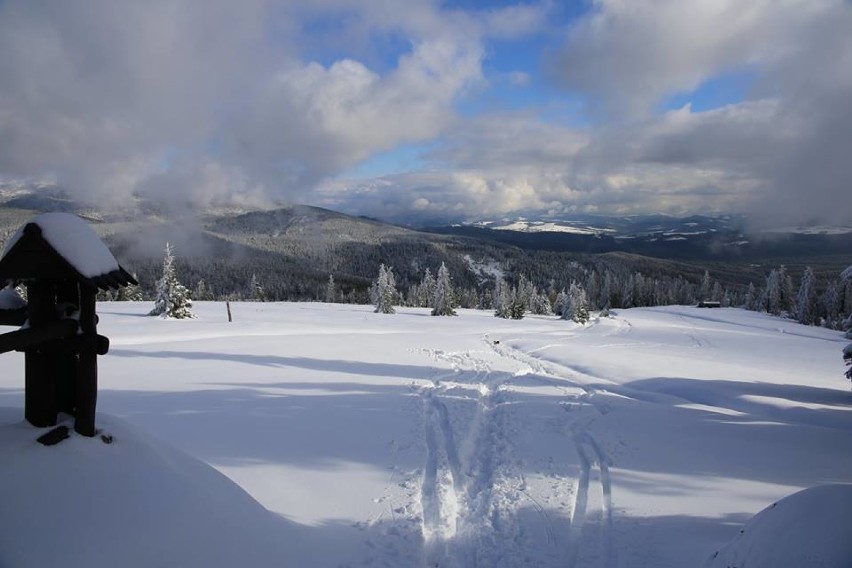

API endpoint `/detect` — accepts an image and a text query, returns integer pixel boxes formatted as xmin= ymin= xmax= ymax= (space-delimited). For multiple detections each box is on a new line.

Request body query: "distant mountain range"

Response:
xmin=423 ymin=214 xmax=852 ymax=261
xmin=0 ymin=184 xmax=850 ymax=301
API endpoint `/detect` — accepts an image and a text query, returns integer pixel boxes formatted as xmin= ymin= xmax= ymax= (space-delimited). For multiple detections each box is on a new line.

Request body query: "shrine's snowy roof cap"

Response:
xmin=0 ymin=212 xmax=137 ymax=290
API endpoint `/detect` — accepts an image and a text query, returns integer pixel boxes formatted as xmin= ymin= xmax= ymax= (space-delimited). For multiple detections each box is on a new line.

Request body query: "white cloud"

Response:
xmin=0 ymin=0 xmax=484 ymax=207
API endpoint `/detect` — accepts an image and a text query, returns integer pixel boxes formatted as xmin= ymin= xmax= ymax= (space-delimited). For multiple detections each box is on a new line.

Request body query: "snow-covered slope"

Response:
xmin=706 ymin=484 xmax=852 ymax=568
xmin=0 ymin=411 xmax=295 ymax=568
xmin=1 ymin=303 xmax=850 ymax=567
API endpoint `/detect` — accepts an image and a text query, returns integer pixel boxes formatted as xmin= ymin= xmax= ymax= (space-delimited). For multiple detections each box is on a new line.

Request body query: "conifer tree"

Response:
xmin=420 ymin=268 xmax=437 ymax=308
xmin=372 ymin=264 xmax=397 ymax=314
xmin=841 ymin=266 xmax=852 ymax=337
xmin=530 ymin=290 xmax=552 ymax=315
xmin=821 ymin=283 xmax=840 ymax=326
xmin=796 ymin=267 xmax=817 ymax=325
xmin=699 ymin=270 xmax=712 ymax=300
xmin=326 ymin=274 xmax=336 ymax=303
xmin=493 ymin=277 xmax=513 ymax=319
xmin=600 ymin=272 xmax=613 ymax=310
xmin=248 ymin=274 xmax=265 ymax=301
xmin=508 ymin=286 xmax=527 ymax=319
xmin=744 ymin=283 xmax=757 ymax=310
xmin=845 ymin=343 xmax=852 ymax=381
xmin=553 ymin=289 xmax=568 ymax=317
xmin=149 ymin=242 xmax=194 ymax=319
xmin=116 ymin=273 xmax=144 ymax=301
xmin=194 ymin=278 xmax=213 ymax=301
xmin=479 ymin=288 xmax=493 ymax=311
xmin=431 ymin=262 xmax=457 ymax=316
xmin=516 ymin=275 xmax=533 ymax=312
xmin=563 ymin=282 xmax=589 ymax=324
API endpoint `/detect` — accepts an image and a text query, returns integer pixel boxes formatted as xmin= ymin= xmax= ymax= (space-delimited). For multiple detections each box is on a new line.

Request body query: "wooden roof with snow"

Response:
xmin=0 ymin=213 xmax=137 ymax=290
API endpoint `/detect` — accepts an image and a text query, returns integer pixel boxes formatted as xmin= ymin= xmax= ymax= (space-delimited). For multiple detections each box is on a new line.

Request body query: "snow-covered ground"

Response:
xmin=2 ymin=303 xmax=851 ymax=567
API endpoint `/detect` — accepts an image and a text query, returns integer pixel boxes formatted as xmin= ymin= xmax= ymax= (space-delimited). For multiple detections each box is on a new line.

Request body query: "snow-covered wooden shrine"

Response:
xmin=0 ymin=213 xmax=136 ymax=438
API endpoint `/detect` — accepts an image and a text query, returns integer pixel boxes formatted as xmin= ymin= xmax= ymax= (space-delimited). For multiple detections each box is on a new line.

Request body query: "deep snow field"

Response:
xmin=2 ymin=302 xmax=852 ymax=567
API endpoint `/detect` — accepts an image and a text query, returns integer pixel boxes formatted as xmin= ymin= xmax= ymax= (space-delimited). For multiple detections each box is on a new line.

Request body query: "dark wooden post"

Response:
xmin=55 ymin=281 xmax=80 ymax=415
xmin=24 ymin=280 xmax=57 ymax=427
xmin=75 ymin=287 xmax=98 ymax=436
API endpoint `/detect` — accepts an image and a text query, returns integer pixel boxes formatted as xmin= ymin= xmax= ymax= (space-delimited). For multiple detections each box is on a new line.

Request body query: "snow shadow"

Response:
xmin=109 ymin=348 xmax=440 ymax=381
xmin=625 ymin=376 xmax=852 ymax=431
xmin=96 ymin=384 xmax=424 ymax=469
xmin=614 ymin=511 xmax=750 ymax=568
xmin=583 ymin=376 xmax=852 ymax=487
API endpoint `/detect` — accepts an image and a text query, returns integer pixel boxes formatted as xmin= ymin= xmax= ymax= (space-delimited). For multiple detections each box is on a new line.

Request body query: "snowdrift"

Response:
xmin=0 ymin=409 xmax=295 ymax=568
xmin=706 ymin=484 xmax=852 ymax=568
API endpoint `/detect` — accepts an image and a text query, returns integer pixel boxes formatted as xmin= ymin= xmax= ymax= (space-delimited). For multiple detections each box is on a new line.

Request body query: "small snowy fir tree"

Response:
xmin=115 ymin=273 xmax=143 ymax=301
xmin=419 ymin=268 xmax=437 ymax=308
xmin=248 ymin=274 xmax=265 ymax=301
xmin=743 ymin=282 xmax=757 ymax=310
xmin=699 ymin=270 xmax=712 ymax=300
xmin=563 ymin=282 xmax=589 ymax=324
xmin=431 ymin=262 xmax=457 ymax=316
xmin=493 ymin=277 xmax=513 ymax=319
xmin=842 ymin=265 xmax=852 ymax=337
xmin=372 ymin=264 xmax=397 ymax=314
xmin=508 ymin=287 xmax=526 ymax=320
xmin=529 ymin=290 xmax=552 ymax=315
xmin=845 ymin=343 xmax=852 ymax=381
xmin=553 ymin=289 xmax=568 ymax=317
xmin=796 ymin=267 xmax=817 ymax=325
xmin=149 ymin=242 xmax=194 ymax=319
xmin=194 ymin=278 xmax=214 ymax=301
xmin=326 ymin=274 xmax=336 ymax=303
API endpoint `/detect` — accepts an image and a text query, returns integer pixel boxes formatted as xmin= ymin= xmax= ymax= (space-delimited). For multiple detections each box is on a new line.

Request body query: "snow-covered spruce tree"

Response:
xmin=796 ymin=267 xmax=818 ymax=325
xmin=562 ymin=282 xmax=589 ymax=324
xmin=508 ymin=287 xmax=527 ymax=319
xmin=493 ymin=277 xmax=513 ymax=319
xmin=699 ymin=270 xmax=712 ymax=300
xmin=479 ymin=288 xmax=493 ymax=310
xmin=431 ymin=262 xmax=457 ymax=316
xmin=820 ymin=283 xmax=840 ymax=326
xmin=420 ymin=268 xmax=436 ymax=308
xmin=149 ymin=242 xmax=194 ymax=319
xmin=372 ymin=264 xmax=397 ymax=314
xmin=115 ymin=273 xmax=143 ymax=301
xmin=248 ymin=273 xmax=266 ymax=301
xmin=766 ymin=265 xmax=796 ymax=315
xmin=553 ymin=289 xmax=568 ymax=317
xmin=599 ymin=272 xmax=613 ymax=310
xmin=841 ymin=265 xmax=852 ymax=337
xmin=845 ymin=343 xmax=852 ymax=381
xmin=765 ymin=268 xmax=782 ymax=314
xmin=194 ymin=278 xmax=214 ymax=301
xmin=326 ymin=274 xmax=336 ymax=303
xmin=743 ymin=282 xmax=757 ymax=310
xmin=530 ymin=290 xmax=552 ymax=315
xmin=516 ymin=275 xmax=534 ymax=312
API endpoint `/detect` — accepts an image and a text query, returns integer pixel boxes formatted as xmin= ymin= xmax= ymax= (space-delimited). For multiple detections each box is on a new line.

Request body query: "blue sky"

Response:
xmin=0 ymin=0 xmax=850 ymax=226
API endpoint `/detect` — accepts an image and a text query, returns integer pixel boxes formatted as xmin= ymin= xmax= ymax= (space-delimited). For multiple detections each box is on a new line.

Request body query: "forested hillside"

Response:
xmin=0 ymin=202 xmax=850 ymax=331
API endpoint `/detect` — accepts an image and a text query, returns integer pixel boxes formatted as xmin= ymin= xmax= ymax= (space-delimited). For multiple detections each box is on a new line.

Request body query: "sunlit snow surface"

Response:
xmin=1 ymin=303 xmax=851 ymax=567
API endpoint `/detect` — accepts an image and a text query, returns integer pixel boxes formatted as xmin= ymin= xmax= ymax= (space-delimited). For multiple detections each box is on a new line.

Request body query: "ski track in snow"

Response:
xmin=408 ymin=334 xmax=621 ymax=567
xmin=491 ymin=336 xmax=620 ymax=568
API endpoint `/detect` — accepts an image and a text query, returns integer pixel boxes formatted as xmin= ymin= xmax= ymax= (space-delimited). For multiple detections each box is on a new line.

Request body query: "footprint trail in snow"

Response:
xmin=411 ymin=338 xmax=619 ymax=567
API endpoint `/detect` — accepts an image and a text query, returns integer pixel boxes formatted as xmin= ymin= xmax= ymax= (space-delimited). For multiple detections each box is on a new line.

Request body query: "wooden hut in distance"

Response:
xmin=0 ymin=213 xmax=137 ymax=437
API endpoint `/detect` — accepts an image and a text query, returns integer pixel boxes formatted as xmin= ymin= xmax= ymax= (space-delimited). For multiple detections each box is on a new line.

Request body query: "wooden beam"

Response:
xmin=0 ymin=307 xmax=27 ymax=327
xmin=0 ymin=320 xmax=78 ymax=354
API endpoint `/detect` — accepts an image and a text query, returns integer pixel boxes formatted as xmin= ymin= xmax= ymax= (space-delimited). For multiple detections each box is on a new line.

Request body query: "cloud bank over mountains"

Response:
xmin=0 ymin=0 xmax=849 ymax=226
